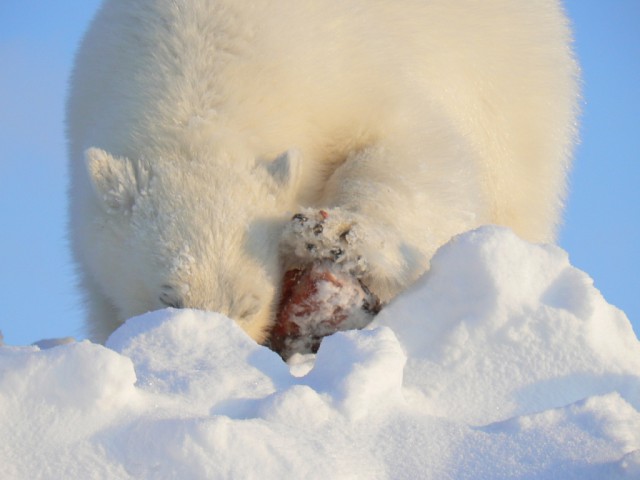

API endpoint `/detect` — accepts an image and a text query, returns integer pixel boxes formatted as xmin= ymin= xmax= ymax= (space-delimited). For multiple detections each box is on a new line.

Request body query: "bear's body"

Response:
xmin=68 ymin=0 xmax=579 ymax=343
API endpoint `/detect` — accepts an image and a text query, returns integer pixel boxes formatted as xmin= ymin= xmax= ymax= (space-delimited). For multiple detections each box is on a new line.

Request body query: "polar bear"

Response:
xmin=67 ymin=0 xmax=579 ymax=343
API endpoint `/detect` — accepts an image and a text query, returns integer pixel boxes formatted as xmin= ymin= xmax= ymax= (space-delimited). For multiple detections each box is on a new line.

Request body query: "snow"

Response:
xmin=2 ymin=226 xmax=640 ymax=479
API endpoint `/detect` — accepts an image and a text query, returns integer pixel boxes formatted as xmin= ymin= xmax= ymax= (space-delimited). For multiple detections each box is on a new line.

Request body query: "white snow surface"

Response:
xmin=2 ymin=227 xmax=640 ymax=479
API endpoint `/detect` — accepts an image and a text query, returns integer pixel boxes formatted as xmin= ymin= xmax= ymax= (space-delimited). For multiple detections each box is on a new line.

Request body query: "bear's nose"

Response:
xmin=158 ymin=284 xmax=186 ymax=309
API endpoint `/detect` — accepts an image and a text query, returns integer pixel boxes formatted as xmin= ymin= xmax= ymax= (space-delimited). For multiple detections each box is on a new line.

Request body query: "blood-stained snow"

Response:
xmin=2 ymin=227 xmax=639 ymax=479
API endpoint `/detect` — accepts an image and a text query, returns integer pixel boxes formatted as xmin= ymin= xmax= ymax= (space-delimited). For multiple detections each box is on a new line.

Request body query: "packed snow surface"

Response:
xmin=2 ymin=227 xmax=640 ymax=479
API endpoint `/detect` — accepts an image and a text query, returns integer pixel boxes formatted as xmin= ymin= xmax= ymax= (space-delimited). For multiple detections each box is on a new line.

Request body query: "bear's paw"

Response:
xmin=280 ymin=208 xmax=367 ymax=276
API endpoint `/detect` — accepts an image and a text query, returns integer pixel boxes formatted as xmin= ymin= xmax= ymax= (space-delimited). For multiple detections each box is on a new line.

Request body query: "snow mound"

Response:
xmin=375 ymin=227 xmax=640 ymax=424
xmin=2 ymin=226 xmax=640 ymax=479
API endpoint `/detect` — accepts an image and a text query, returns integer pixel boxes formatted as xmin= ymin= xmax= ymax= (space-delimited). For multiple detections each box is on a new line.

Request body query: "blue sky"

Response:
xmin=1 ymin=1 xmax=638 ymax=345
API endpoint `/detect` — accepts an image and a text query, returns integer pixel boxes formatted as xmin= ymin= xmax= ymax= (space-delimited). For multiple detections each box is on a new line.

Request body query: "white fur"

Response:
xmin=67 ymin=0 xmax=579 ymax=343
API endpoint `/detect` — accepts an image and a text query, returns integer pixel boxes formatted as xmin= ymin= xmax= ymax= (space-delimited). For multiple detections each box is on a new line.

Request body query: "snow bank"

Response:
xmin=2 ymin=227 xmax=640 ymax=479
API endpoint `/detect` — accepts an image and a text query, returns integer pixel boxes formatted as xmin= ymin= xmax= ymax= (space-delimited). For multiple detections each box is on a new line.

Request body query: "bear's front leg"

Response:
xmin=283 ymin=123 xmax=486 ymax=306
xmin=272 ymin=116 xmax=486 ymax=357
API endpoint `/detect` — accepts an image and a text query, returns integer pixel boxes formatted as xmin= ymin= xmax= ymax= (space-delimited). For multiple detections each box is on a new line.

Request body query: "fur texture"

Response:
xmin=67 ymin=0 xmax=579 ymax=343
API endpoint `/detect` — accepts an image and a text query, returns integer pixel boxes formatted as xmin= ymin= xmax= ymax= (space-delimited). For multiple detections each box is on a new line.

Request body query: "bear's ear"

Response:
xmin=266 ymin=149 xmax=302 ymax=192
xmin=84 ymin=147 xmax=140 ymax=214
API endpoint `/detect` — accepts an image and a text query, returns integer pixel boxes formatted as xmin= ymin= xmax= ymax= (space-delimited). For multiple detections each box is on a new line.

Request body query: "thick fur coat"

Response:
xmin=67 ymin=0 xmax=579 ymax=342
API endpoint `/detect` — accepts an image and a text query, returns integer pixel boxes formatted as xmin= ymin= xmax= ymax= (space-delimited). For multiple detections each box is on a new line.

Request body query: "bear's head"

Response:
xmin=80 ymin=145 xmax=302 ymax=343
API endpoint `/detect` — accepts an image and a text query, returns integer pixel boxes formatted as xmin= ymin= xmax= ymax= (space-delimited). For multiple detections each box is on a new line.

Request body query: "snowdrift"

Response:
xmin=2 ymin=227 xmax=640 ymax=479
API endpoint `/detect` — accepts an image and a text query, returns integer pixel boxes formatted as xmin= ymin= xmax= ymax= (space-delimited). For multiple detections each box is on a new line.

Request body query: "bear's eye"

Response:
xmin=159 ymin=285 xmax=184 ymax=309
xmin=234 ymin=295 xmax=261 ymax=320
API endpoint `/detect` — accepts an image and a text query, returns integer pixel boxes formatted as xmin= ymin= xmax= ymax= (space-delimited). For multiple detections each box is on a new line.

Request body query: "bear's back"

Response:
xmin=68 ymin=0 xmax=578 ymax=241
